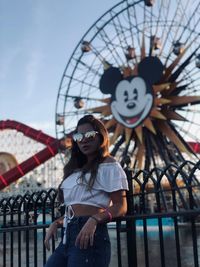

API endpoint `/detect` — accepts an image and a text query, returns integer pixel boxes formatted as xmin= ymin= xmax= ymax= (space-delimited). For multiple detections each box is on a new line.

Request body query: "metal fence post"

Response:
xmin=125 ymin=168 xmax=137 ymax=267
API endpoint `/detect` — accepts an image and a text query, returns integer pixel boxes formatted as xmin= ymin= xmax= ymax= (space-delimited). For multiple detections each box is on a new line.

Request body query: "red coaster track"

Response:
xmin=0 ymin=120 xmax=63 ymax=190
xmin=187 ymin=142 xmax=200 ymax=154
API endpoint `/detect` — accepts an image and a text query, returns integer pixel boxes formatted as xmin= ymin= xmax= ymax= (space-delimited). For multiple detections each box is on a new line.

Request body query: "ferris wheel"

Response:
xmin=56 ymin=0 xmax=200 ymax=170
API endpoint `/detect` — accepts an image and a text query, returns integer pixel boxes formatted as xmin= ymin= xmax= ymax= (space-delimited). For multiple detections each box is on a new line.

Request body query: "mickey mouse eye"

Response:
xmin=133 ymin=88 xmax=138 ymax=100
xmin=124 ymin=90 xmax=128 ymax=102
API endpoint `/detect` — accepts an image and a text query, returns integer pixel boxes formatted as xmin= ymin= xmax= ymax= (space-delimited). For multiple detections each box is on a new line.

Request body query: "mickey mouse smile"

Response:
xmin=119 ymin=109 xmax=144 ymax=125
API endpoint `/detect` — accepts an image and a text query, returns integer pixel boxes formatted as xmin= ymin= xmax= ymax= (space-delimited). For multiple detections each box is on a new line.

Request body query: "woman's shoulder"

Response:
xmin=96 ymin=157 xmax=128 ymax=191
xmin=99 ymin=156 xmax=122 ymax=170
xmin=102 ymin=156 xmax=116 ymax=163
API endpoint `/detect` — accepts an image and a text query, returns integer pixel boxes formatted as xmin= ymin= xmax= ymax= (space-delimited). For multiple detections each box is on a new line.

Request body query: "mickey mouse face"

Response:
xmin=111 ymin=77 xmax=153 ymax=128
xmin=100 ymin=56 xmax=164 ymax=129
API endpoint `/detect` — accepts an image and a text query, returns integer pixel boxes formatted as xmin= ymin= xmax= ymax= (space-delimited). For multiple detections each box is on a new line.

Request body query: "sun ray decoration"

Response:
xmin=56 ymin=0 xmax=200 ymax=171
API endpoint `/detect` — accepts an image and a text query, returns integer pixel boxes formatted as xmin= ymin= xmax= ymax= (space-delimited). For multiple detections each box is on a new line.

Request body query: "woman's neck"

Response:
xmin=83 ymin=155 xmax=100 ymax=170
xmin=86 ymin=154 xmax=97 ymax=163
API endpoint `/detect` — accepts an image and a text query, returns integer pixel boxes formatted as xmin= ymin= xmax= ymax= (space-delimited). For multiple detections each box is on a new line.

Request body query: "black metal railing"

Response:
xmin=1 ymin=160 xmax=200 ymax=267
xmin=123 ymin=160 xmax=200 ymax=267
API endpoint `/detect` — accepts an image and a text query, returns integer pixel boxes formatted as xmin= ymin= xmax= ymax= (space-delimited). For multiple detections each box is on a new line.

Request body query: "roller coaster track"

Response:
xmin=0 ymin=120 xmax=64 ymax=190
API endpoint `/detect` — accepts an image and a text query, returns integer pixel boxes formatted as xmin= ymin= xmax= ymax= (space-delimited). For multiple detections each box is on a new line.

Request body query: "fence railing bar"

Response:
xmin=143 ymin=218 xmax=149 ymax=267
xmin=173 ymin=217 xmax=182 ymax=267
xmin=191 ymin=218 xmax=199 ymax=267
xmin=116 ymin=220 xmax=122 ymax=267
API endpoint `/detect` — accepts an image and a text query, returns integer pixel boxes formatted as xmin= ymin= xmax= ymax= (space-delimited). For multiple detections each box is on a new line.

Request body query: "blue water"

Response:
xmin=136 ymin=217 xmax=174 ymax=226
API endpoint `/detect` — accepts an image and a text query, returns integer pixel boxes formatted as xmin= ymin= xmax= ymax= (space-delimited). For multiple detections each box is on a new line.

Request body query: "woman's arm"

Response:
xmin=44 ymin=216 xmax=64 ymax=250
xmin=91 ymin=190 xmax=127 ymax=222
xmin=75 ymin=190 xmax=127 ymax=249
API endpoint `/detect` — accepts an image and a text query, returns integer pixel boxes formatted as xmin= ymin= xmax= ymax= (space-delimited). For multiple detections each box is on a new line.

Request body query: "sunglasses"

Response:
xmin=72 ymin=130 xmax=99 ymax=142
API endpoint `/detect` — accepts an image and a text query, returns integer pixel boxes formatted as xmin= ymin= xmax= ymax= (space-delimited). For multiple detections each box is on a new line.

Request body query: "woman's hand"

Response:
xmin=75 ymin=217 xmax=97 ymax=249
xmin=44 ymin=221 xmax=59 ymax=250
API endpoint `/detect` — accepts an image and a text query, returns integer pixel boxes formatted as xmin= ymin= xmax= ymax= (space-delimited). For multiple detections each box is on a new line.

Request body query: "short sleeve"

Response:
xmin=93 ymin=162 xmax=129 ymax=192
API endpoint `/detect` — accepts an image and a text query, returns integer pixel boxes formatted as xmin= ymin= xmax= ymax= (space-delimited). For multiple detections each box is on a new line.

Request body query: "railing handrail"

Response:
xmin=1 ymin=208 xmax=199 ymax=234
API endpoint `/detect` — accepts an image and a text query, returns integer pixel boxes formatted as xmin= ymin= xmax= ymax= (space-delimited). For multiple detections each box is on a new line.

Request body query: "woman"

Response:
xmin=44 ymin=115 xmax=128 ymax=267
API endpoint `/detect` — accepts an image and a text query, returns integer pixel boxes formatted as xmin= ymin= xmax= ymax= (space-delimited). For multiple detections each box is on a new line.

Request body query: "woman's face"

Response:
xmin=76 ymin=123 xmax=101 ymax=158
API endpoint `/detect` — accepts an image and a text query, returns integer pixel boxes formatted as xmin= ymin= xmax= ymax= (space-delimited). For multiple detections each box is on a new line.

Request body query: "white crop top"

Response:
xmin=60 ymin=162 xmax=129 ymax=208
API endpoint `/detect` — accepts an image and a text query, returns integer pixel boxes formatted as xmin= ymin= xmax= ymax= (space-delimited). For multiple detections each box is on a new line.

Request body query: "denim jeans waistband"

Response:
xmin=67 ymin=216 xmax=91 ymax=225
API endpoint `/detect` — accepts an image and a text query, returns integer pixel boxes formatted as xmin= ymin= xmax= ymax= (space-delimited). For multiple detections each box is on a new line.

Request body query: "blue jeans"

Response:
xmin=44 ymin=216 xmax=111 ymax=267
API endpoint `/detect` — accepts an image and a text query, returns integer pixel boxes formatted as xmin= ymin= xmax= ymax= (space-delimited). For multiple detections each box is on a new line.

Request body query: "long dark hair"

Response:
xmin=58 ymin=115 xmax=110 ymax=203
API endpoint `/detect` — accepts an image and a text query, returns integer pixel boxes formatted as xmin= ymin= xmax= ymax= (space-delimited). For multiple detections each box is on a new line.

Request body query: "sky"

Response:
xmin=0 ymin=0 xmax=118 ymax=137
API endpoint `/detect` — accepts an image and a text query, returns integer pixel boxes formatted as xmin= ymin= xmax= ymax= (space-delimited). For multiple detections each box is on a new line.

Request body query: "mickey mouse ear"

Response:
xmin=99 ymin=67 xmax=123 ymax=94
xmin=138 ymin=56 xmax=164 ymax=84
